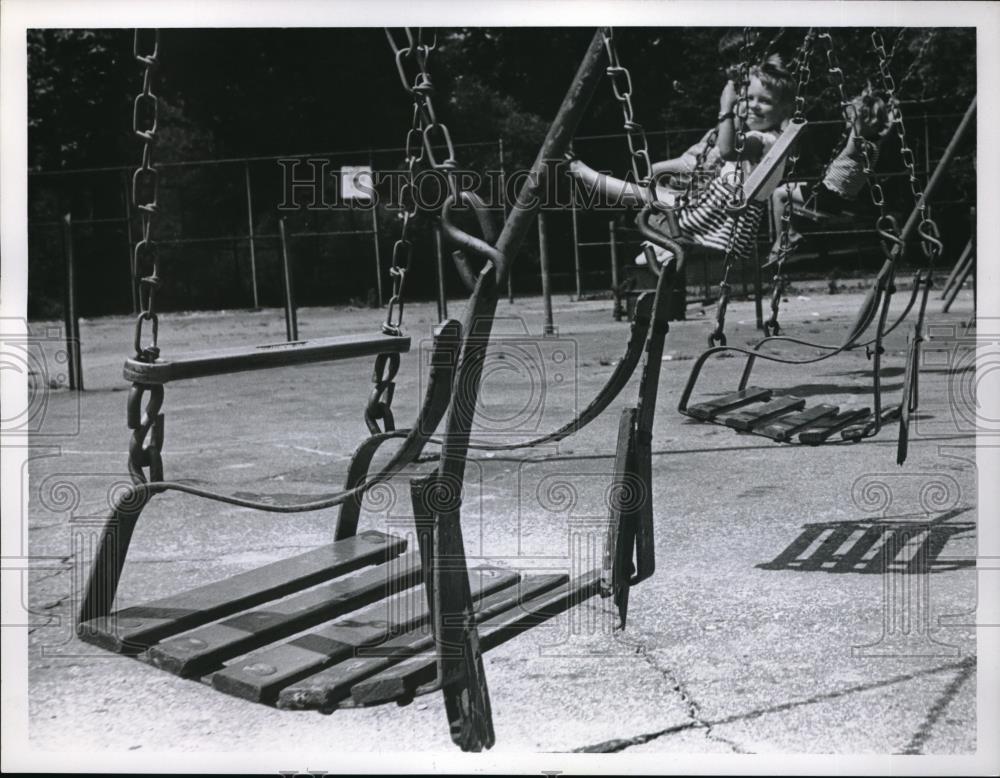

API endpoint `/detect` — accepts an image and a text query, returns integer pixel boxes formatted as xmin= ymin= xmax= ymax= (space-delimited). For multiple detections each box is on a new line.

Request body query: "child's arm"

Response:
xmin=715 ymin=80 xmax=740 ymax=160
xmin=715 ymin=81 xmax=770 ymax=164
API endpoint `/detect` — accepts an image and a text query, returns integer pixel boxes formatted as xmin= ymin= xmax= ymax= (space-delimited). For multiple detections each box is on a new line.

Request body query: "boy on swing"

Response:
xmin=569 ymin=55 xmax=798 ymax=267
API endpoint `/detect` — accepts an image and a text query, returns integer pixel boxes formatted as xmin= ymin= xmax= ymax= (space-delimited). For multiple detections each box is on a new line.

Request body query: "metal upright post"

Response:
xmin=244 ymin=161 xmax=260 ymax=309
xmin=62 ymin=213 xmax=83 ymax=391
xmin=570 ymin=190 xmax=583 ymax=300
xmin=278 ymin=217 xmax=299 ymax=342
xmin=753 ymin=240 xmax=764 ymax=330
xmin=609 ymin=218 xmax=623 ymax=321
xmin=538 ymin=209 xmax=555 ymax=335
xmin=121 ymin=171 xmax=138 ymax=315
xmin=369 ymin=151 xmax=384 ymax=308
xmin=499 ymin=136 xmax=514 ymax=304
xmin=434 ymin=223 xmax=448 ymax=321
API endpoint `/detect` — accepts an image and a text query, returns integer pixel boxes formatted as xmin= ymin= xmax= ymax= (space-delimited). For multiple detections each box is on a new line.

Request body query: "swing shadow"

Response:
xmin=828 ymin=366 xmax=907 ymax=379
xmin=757 ymin=507 xmax=975 ymax=574
xmin=768 ymin=381 xmax=904 ymax=400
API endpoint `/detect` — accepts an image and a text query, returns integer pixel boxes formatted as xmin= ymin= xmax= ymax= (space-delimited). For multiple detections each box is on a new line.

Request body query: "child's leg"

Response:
xmin=568 ymin=158 xmax=677 ymax=208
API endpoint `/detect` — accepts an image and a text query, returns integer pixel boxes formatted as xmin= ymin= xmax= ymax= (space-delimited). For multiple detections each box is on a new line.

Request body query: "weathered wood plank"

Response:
xmin=123 ymin=333 xmax=411 ymax=384
xmin=797 ymin=408 xmax=872 ymax=445
xmin=840 ymin=405 xmax=901 ymax=442
xmin=144 ymin=552 xmax=425 ymax=677
xmin=723 ymin=396 xmax=806 ymax=431
xmin=78 ymin=531 xmax=407 ymax=654
xmin=276 ymin=574 xmax=568 ymax=711
xmin=742 ymin=118 xmax=807 ymax=202
xmin=756 ymin=404 xmax=839 ymax=442
xmin=349 ymin=570 xmax=602 ymax=708
xmin=685 ymin=387 xmax=772 ymax=421
xmin=210 ymin=566 xmax=519 ymax=703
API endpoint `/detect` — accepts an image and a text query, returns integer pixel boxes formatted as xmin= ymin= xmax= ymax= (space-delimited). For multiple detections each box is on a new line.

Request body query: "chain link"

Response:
xmin=383 ymin=27 xmax=463 ymax=338
xmin=725 ymin=27 xmax=755 ymax=213
xmin=601 ymin=28 xmax=659 ymax=208
xmin=871 ymin=28 xmax=939 ymax=257
xmin=364 ymin=352 xmax=401 ymax=434
xmin=131 ymin=29 xmax=162 ymax=363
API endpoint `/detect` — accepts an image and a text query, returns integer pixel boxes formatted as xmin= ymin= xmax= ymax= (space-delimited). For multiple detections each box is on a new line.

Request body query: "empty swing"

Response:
xmin=78 ymin=28 xmax=660 ymax=752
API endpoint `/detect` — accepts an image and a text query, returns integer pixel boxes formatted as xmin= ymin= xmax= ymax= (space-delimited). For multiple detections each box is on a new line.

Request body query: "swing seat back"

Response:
xmin=123 ymin=333 xmax=411 ymax=384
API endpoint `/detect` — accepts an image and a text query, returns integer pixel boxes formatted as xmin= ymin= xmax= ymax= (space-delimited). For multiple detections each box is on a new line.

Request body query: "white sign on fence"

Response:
xmin=341 ymin=165 xmax=374 ymax=202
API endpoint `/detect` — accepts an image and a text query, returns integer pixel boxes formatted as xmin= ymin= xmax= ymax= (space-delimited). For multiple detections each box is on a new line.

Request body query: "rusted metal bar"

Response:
xmin=278 ymin=217 xmax=298 ymax=342
xmin=61 ymin=213 xmax=83 ymax=391
xmin=537 ymin=210 xmax=555 ymax=335
xmin=244 ymin=161 xmax=260 ymax=309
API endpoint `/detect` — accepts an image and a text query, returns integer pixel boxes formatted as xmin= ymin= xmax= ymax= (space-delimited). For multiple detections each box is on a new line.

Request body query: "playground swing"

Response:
xmin=779 ymin=30 xmax=933 ymax=245
xmin=567 ymin=27 xmax=809 ymax=327
xmin=78 ymin=28 xmax=658 ymax=752
xmin=676 ymin=30 xmax=976 ymax=462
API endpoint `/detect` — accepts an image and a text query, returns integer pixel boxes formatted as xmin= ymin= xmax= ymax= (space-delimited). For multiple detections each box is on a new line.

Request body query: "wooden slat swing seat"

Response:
xmin=79 ymin=28 xmax=672 ymax=752
xmin=675 ymin=52 xmax=976 ymax=466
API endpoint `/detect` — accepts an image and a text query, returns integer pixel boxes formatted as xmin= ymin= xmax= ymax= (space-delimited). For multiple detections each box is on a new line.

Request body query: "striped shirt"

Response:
xmin=823 ymin=133 xmax=880 ymax=200
xmin=675 ymin=129 xmax=781 ymax=260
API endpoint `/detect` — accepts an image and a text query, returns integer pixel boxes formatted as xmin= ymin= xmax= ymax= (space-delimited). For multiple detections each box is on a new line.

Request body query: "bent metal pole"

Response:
xmin=424 ymin=29 xmax=608 ymax=750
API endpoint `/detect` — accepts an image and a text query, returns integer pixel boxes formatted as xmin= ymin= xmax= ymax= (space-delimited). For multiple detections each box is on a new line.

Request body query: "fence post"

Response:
xmin=570 ymin=190 xmax=582 ymax=300
xmin=278 ymin=217 xmax=299 ymax=341
xmin=121 ymin=171 xmax=138 ymax=315
xmin=369 ymin=151 xmax=384 ymax=308
xmin=499 ymin=136 xmax=514 ymax=304
xmin=538 ymin=210 xmax=555 ymax=336
xmin=434 ymin=223 xmax=448 ymax=321
xmin=61 ymin=213 xmax=83 ymax=391
xmin=609 ymin=219 xmax=623 ymax=321
xmin=244 ymin=161 xmax=261 ymax=309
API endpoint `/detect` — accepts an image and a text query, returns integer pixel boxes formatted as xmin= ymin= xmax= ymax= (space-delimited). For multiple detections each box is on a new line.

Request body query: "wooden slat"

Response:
xmin=840 ymin=405 xmax=901 ymax=442
xmin=123 ymin=333 xmax=411 ymax=384
xmin=742 ymin=118 xmax=807 ymax=202
xmin=723 ymin=396 xmax=806 ymax=431
xmin=756 ymin=404 xmax=839 ymax=442
xmin=798 ymin=408 xmax=872 ymax=445
xmin=349 ymin=570 xmax=601 ymax=708
xmin=210 ymin=567 xmax=520 ymax=703
xmin=276 ymin=574 xmax=568 ymax=711
xmin=685 ymin=387 xmax=772 ymax=421
xmin=78 ymin=531 xmax=406 ymax=654
xmin=144 ymin=552 xmax=425 ymax=677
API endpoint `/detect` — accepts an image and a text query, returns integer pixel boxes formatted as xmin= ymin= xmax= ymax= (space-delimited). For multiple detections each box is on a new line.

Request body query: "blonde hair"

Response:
xmin=750 ymin=54 xmax=796 ymax=111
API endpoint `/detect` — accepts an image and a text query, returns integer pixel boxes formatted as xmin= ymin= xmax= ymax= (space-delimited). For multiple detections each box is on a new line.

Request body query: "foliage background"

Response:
xmin=27 ymin=27 xmax=976 ymax=318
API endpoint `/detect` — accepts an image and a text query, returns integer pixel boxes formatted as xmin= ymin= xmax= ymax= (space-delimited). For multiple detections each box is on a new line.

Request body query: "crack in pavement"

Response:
xmin=899 ymin=656 xmax=975 ymax=754
xmin=572 ymin=630 xmax=748 ymax=754
xmin=572 ymin=635 xmax=975 ymax=754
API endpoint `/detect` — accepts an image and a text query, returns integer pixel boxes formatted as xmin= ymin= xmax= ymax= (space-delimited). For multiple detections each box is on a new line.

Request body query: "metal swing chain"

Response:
xmin=601 ymin=28 xmax=659 ymax=208
xmin=370 ymin=28 xmax=460 ymax=435
xmin=128 ymin=29 xmax=166 ymax=489
xmin=872 ymin=30 xmax=932 ymax=228
xmin=680 ymin=127 xmax=719 ymax=209
xmin=708 ymin=27 xmax=755 ymax=347
xmin=764 ymin=29 xmax=817 ymax=337
xmin=870 ymin=29 xmax=943 ymax=313
xmin=132 ymin=29 xmax=162 ymax=364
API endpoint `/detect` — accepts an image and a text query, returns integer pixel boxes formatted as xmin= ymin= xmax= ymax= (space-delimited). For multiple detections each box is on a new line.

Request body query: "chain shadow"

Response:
xmin=757 ymin=507 xmax=975 ymax=574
